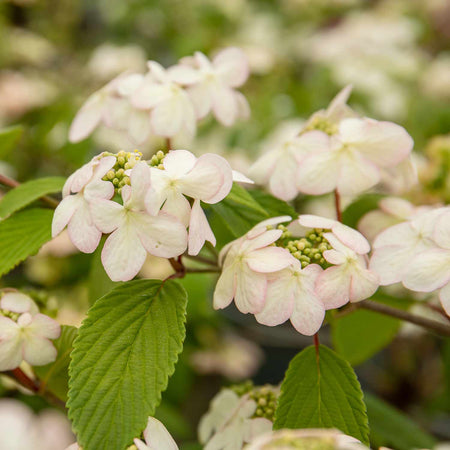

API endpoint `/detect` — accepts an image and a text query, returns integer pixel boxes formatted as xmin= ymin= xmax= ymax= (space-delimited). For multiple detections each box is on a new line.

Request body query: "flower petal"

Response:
xmin=246 ymin=247 xmax=295 ymax=273
xmin=297 ymin=151 xmax=339 ymax=195
xmin=434 ymin=210 xmax=450 ymax=249
xmin=0 ymin=319 xmax=22 ymax=371
xmin=128 ymin=109 xmax=151 ymax=144
xmin=90 ymin=199 xmax=125 ymax=234
xmin=316 ymin=265 xmax=351 ymax=309
xmin=349 ymin=265 xmax=379 ymax=302
xmin=211 ymin=85 xmax=238 ymax=126
xmin=268 ymin=152 xmax=300 ymax=201
xmin=213 ymin=47 xmax=249 ymax=88
xmin=234 ymin=266 xmax=267 ymax=314
xmin=167 ymin=65 xmax=201 ymax=85
xmin=0 ymin=293 xmax=38 ymax=315
xmin=143 ymin=417 xmax=178 ymax=450
xmin=162 ymin=191 xmax=191 ymax=227
xmin=188 ymin=200 xmax=215 ymax=256
xmin=163 ymin=150 xmax=197 ymax=177
xmin=187 ymin=82 xmax=212 ymax=119
xmin=131 ymin=79 xmax=170 ymax=109
xmin=151 ymin=96 xmax=184 ymax=137
xmin=22 ymin=336 xmax=57 ymax=366
xmin=27 ymin=314 xmax=61 ymax=340
xmin=69 ymin=93 xmax=104 ymax=143
xmin=213 ymin=266 xmax=237 ymax=310
xmin=439 ymin=283 xmax=450 ymax=316
xmin=52 ymin=195 xmax=80 ymax=238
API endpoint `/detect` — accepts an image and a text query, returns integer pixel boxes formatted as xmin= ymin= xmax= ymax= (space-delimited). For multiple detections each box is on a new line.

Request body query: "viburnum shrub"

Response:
xmin=0 ymin=47 xmax=448 ymax=450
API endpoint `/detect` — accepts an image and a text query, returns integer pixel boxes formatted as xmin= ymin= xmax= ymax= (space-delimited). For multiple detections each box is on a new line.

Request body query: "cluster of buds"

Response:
xmin=214 ymin=215 xmax=378 ymax=336
xmin=0 ymin=292 xmax=60 ymax=371
xmin=52 ymin=148 xmax=246 ymax=281
xmin=249 ymin=85 xmax=415 ymax=201
xmin=69 ymin=47 xmax=250 ymax=146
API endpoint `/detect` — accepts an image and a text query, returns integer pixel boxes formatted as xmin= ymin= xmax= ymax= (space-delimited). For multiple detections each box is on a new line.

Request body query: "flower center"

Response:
xmin=102 ymin=150 xmax=142 ymax=194
xmin=303 ymin=115 xmax=338 ymax=136
xmin=149 ymin=150 xmax=166 ymax=170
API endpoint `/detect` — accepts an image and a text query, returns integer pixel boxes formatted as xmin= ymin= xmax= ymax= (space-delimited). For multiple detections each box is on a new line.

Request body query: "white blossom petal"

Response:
xmin=234 ymin=266 xmax=267 ymax=314
xmin=52 ymin=195 xmax=79 ymax=238
xmin=213 ymin=266 xmax=237 ymax=310
xmin=142 ymin=417 xmax=179 ymax=450
xmin=439 ymin=283 xmax=450 ymax=316
xmin=188 ymin=200 xmax=216 ymax=256
xmin=163 ymin=150 xmax=197 ymax=177
xmin=246 ymin=247 xmax=295 ymax=273
xmin=90 ymin=199 xmax=125 ymax=234
xmin=211 ymin=85 xmax=238 ymax=127
xmin=69 ymin=93 xmax=104 ymax=142
xmin=23 ymin=336 xmax=57 ymax=366
xmin=213 ymin=47 xmax=249 ymax=88
xmin=0 ymin=293 xmax=38 ymax=315
xmin=316 ymin=265 xmax=351 ymax=309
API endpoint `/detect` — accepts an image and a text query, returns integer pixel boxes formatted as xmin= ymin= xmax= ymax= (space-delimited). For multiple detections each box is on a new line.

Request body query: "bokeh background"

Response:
xmin=0 ymin=0 xmax=449 ymax=448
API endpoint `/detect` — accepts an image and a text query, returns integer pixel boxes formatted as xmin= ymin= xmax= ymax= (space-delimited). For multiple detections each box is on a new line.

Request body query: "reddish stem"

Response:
xmin=166 ymin=138 xmax=172 ymax=151
xmin=334 ymin=190 xmax=342 ymax=222
xmin=313 ymin=333 xmax=320 ymax=363
xmin=9 ymin=368 xmax=39 ymax=392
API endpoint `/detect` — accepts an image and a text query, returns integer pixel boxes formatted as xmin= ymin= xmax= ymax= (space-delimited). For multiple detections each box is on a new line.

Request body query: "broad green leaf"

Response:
xmin=68 ymin=280 xmax=187 ymax=450
xmin=331 ymin=294 xmax=412 ymax=366
xmin=0 ymin=176 xmax=64 ymax=219
xmin=365 ymin=393 xmax=436 ymax=450
xmin=342 ymin=193 xmax=384 ymax=229
xmin=34 ymin=325 xmax=78 ymax=401
xmin=0 ymin=125 xmax=24 ymax=158
xmin=225 ymin=183 xmax=269 ymax=217
xmin=0 ymin=208 xmax=53 ymax=277
xmin=249 ymin=189 xmax=297 ymax=218
xmin=274 ymin=345 xmax=369 ymax=445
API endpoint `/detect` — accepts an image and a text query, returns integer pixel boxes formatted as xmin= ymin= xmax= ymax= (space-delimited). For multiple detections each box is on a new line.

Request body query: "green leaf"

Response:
xmin=0 ymin=176 xmax=64 ymax=219
xmin=274 ymin=345 xmax=369 ymax=445
xmin=331 ymin=294 xmax=412 ymax=366
xmin=225 ymin=183 xmax=269 ymax=217
xmin=0 ymin=208 xmax=53 ymax=277
xmin=365 ymin=393 xmax=436 ymax=450
xmin=342 ymin=193 xmax=384 ymax=229
xmin=34 ymin=325 xmax=78 ymax=401
xmin=249 ymin=189 xmax=297 ymax=218
xmin=68 ymin=280 xmax=187 ymax=450
xmin=0 ymin=125 xmax=24 ymax=158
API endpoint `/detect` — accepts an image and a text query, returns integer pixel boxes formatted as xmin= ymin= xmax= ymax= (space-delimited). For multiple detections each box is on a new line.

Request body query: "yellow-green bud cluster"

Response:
xmin=0 ymin=309 xmax=19 ymax=321
xmin=230 ymin=381 xmax=278 ymax=422
xmin=149 ymin=150 xmax=166 ymax=169
xmin=282 ymin=229 xmax=332 ymax=269
xmin=268 ymin=435 xmax=335 ymax=450
xmin=303 ymin=115 xmax=338 ymax=136
xmin=102 ymin=150 xmax=142 ymax=194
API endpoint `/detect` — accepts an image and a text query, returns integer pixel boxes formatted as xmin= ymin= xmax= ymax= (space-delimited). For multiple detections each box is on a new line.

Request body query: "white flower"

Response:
xmin=213 ymin=217 xmax=296 ymax=314
xmin=52 ymin=155 xmax=116 ymax=253
xmin=0 ymin=312 xmax=60 ymax=371
xmin=1 ymin=292 xmax=39 ymax=316
xmin=131 ymin=61 xmax=197 ymax=139
xmin=403 ymin=208 xmax=450 ymax=315
xmin=134 ymin=417 xmax=178 ymax=450
xmin=297 ymin=117 xmax=414 ymax=196
xmin=255 ymin=260 xmax=325 ymax=336
xmin=91 ymin=161 xmax=188 ymax=281
xmin=297 ymin=215 xmax=378 ymax=309
xmin=199 ymin=389 xmax=272 ymax=450
xmin=181 ymin=47 xmax=250 ymax=126
xmin=146 ymin=149 xmax=233 ymax=255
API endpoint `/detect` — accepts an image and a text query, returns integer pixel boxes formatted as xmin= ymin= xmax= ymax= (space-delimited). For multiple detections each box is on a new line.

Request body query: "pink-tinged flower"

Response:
xmin=181 ymin=47 xmax=250 ymax=126
xmin=297 ymin=117 xmax=414 ymax=196
xmin=1 ymin=292 xmax=39 ymax=316
xmin=214 ymin=217 xmax=296 ymax=314
xmin=52 ymin=155 xmax=116 ymax=253
xmin=199 ymin=389 xmax=272 ymax=450
xmin=358 ymin=197 xmax=431 ymax=242
xmin=0 ymin=312 xmax=60 ymax=371
xmin=369 ymin=207 xmax=446 ymax=285
xmin=131 ymin=61 xmax=197 ymax=139
xmin=403 ymin=209 xmax=450 ymax=315
xmin=69 ymin=72 xmax=143 ymax=143
xmin=146 ymin=149 xmax=233 ymax=255
xmin=134 ymin=417 xmax=178 ymax=450
xmin=91 ymin=161 xmax=188 ymax=281
xmin=255 ymin=261 xmax=325 ymax=335
xmin=249 ymin=130 xmax=329 ymax=201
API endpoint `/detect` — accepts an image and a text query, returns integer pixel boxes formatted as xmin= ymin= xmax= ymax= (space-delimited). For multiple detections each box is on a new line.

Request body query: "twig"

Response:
xmin=185 ymin=268 xmax=220 ymax=274
xmin=0 ymin=174 xmax=60 ymax=209
xmin=183 ymin=253 xmax=218 ymax=267
xmin=334 ymin=190 xmax=342 ymax=222
xmin=313 ymin=333 xmax=320 ymax=363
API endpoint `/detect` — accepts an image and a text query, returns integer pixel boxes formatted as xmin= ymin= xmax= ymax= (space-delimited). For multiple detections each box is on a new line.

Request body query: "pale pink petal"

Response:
xmin=103 ymin=97 xmax=132 ymax=129
xmin=248 ymin=150 xmax=279 ymax=185
xmin=128 ymin=161 xmax=152 ymax=209
xmin=211 ymin=85 xmax=238 ymax=126
xmin=0 ymin=293 xmax=38 ymax=315
xmin=69 ymin=93 xmax=104 ymax=142
xmin=339 ymin=118 xmax=413 ymax=167
xmin=101 ymin=224 xmax=147 ymax=281
xmin=269 ymin=153 xmax=300 ymax=201
xmin=243 ymin=418 xmax=273 ymax=442
xmin=147 ymin=61 xmax=168 ymax=82
xmin=232 ymin=170 xmax=253 ymax=184
xmin=297 ymin=151 xmax=340 ymax=195
xmin=68 ymin=201 xmax=102 ymax=254
xmin=145 ymin=169 xmax=170 ymax=215
xmin=135 ymin=212 xmax=188 ymax=258
xmin=167 ymin=65 xmax=201 ymax=85
xmin=234 ymin=267 xmax=267 ymax=314
xmin=90 ymin=199 xmax=125 ymax=234
xmin=0 ymin=320 xmax=22 ymax=371
xmin=370 ymin=245 xmax=416 ymax=285
xmin=188 ymin=200 xmax=215 ymax=256
xmin=213 ymin=266 xmax=237 ymax=310
xmin=163 ymin=150 xmax=197 ymax=177
xmin=93 ymin=155 xmax=117 ymax=178
xmin=84 ymin=179 xmax=115 ymax=202
xmin=298 ymin=214 xmax=336 ymax=230
xmin=290 ymin=285 xmax=325 ymax=336
xmin=316 ymin=265 xmax=351 ymax=309
xmin=433 ymin=210 xmax=450 ymax=249
xmin=357 ymin=210 xmax=401 ymax=243
xmin=333 ymin=223 xmax=371 ymax=254
xmin=246 ymin=247 xmax=295 ymax=273
xmin=116 ymin=73 xmax=144 ymax=97
xmin=439 ymin=283 xmax=450 ymax=316
xmin=325 ymin=84 xmax=353 ymax=121
xmin=52 ymin=195 xmax=79 ymax=238
xmin=27 ymin=314 xmax=60 ymax=340
xmin=213 ymin=47 xmax=249 ymax=88
xmin=243 ymin=229 xmax=283 ymax=251
xmin=372 ymin=221 xmax=418 ymax=248
xmin=379 ymin=197 xmax=415 ymax=219
xmin=22 ymin=336 xmax=57 ymax=366
xmin=151 ymin=97 xmax=184 ymax=137
xmin=187 ymin=82 xmax=212 ymax=119
xmin=235 ymin=91 xmax=250 ymax=120
xmin=128 ymin=109 xmax=151 ymax=144
xmin=162 ymin=191 xmax=191 ymax=227
xmin=349 ymin=265 xmax=379 ymax=302
xmin=247 ymin=216 xmax=292 ymax=239
xmin=323 ymin=249 xmax=347 ymax=265
xmin=403 ymin=249 xmax=450 ymax=292
xmin=133 ymin=439 xmax=150 ymax=450
xmin=68 ymin=161 xmax=95 ymax=193
xmin=143 ymin=417 xmax=178 ymax=450
xmin=291 ymin=131 xmax=330 ymax=163
xmin=131 ymin=80 xmax=170 ymax=109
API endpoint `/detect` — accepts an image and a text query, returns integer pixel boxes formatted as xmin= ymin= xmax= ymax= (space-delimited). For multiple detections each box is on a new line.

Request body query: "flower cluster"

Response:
xmin=0 ymin=292 xmax=60 ymax=371
xmin=370 ymin=206 xmax=450 ymax=315
xmin=249 ymin=85 xmax=414 ymax=201
xmin=52 ymin=149 xmax=237 ymax=281
xmin=214 ymin=214 xmax=378 ymax=336
xmin=199 ymin=387 xmax=275 ymax=450
xmin=69 ymin=47 xmax=249 ymax=145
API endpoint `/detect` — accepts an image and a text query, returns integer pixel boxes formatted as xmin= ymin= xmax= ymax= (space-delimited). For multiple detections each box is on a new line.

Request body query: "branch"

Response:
xmin=185 ymin=267 xmax=220 ymax=274
xmin=183 ymin=253 xmax=218 ymax=267
xmin=356 ymin=300 xmax=450 ymax=337
xmin=0 ymin=174 xmax=60 ymax=209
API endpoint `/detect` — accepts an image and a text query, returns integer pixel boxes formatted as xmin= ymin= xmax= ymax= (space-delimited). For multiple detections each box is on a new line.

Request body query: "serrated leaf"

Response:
xmin=274 ymin=345 xmax=369 ymax=445
xmin=68 ymin=280 xmax=187 ymax=450
xmin=342 ymin=193 xmax=384 ymax=229
xmin=249 ymin=189 xmax=297 ymax=218
xmin=34 ymin=325 xmax=78 ymax=401
xmin=0 ymin=125 xmax=24 ymax=158
xmin=225 ymin=183 xmax=269 ymax=217
xmin=365 ymin=393 xmax=436 ymax=450
xmin=332 ymin=294 xmax=412 ymax=366
xmin=0 ymin=208 xmax=53 ymax=277
xmin=0 ymin=176 xmax=64 ymax=219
